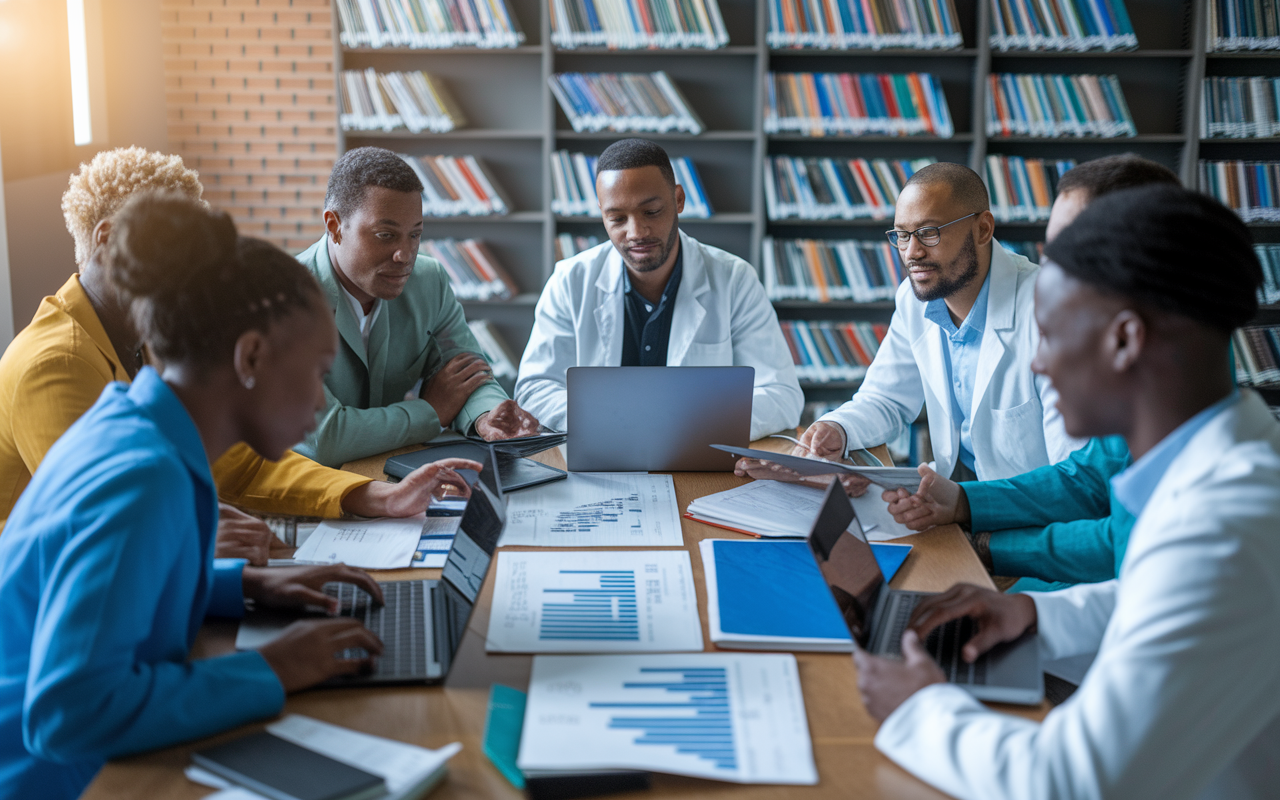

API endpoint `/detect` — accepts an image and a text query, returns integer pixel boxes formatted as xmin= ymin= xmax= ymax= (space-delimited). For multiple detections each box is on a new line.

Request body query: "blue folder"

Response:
xmin=712 ymin=538 xmax=911 ymax=640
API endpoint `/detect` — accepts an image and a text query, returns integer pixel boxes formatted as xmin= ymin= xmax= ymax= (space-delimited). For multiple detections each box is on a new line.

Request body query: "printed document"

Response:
xmin=500 ymin=473 xmax=683 ymax=547
xmin=292 ymin=515 xmax=424 ymax=569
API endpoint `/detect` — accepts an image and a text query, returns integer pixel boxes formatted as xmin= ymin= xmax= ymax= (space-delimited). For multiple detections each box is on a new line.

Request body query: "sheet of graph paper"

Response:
xmin=485 ymin=550 xmax=702 ymax=653
xmin=499 ymin=473 xmax=683 ymax=547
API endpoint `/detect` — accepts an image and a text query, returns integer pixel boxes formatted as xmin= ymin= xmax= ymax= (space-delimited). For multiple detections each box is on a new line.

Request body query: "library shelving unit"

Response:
xmin=331 ymin=0 xmax=1271 ymax=405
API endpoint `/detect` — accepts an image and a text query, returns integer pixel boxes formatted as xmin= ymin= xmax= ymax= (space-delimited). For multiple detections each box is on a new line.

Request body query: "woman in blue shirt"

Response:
xmin=0 ymin=192 xmax=427 ymax=799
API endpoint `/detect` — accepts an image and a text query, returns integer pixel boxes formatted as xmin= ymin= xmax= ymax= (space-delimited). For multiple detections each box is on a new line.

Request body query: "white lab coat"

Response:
xmin=515 ymin=231 xmax=804 ymax=440
xmin=876 ymin=391 xmax=1280 ymax=800
xmin=818 ymin=242 xmax=1076 ymax=480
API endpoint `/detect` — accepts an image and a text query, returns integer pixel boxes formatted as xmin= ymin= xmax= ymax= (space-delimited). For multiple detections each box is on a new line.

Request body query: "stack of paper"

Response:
xmin=500 ymin=473 xmax=684 ymax=547
xmin=293 ymin=516 xmax=427 ymax=570
xmin=686 ymin=477 xmax=918 ymax=541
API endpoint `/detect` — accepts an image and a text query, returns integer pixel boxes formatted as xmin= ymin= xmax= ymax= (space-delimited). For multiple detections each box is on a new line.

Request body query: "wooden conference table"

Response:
xmin=84 ymin=439 xmax=1048 ymax=800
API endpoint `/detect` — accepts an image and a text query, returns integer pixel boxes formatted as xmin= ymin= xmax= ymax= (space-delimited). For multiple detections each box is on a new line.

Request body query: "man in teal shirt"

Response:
xmin=296 ymin=147 xmax=541 ymax=467
xmin=886 ymin=155 xmax=1180 ymax=592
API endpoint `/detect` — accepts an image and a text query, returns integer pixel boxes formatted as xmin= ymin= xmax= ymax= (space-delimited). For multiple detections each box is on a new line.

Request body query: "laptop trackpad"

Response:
xmin=983 ymin=629 xmax=1042 ymax=690
xmin=234 ymin=608 xmax=312 ymax=651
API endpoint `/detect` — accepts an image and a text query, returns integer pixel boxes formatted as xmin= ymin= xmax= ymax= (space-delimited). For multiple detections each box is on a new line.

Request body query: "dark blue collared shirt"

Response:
xmin=621 ymin=246 xmax=683 ymax=367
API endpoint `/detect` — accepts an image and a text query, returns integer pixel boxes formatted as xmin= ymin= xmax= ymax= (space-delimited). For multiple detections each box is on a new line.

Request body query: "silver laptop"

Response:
xmin=234 ymin=477 xmax=504 ymax=686
xmin=566 ymin=366 xmax=753 ymax=472
xmin=806 ymin=479 xmax=1043 ymax=705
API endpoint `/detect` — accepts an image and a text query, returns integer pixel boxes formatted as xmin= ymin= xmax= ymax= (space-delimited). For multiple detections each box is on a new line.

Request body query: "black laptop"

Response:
xmin=384 ymin=440 xmax=566 ymax=494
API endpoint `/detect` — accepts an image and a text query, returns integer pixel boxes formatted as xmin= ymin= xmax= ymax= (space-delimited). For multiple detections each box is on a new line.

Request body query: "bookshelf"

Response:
xmin=332 ymin=0 xmax=1276 ymax=404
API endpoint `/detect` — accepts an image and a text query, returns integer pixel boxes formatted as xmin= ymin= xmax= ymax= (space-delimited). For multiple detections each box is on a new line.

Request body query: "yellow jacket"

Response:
xmin=0 ymin=275 xmax=371 ymax=524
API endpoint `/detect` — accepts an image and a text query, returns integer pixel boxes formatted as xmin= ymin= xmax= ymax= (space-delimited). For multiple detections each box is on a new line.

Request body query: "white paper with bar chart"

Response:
xmin=518 ymin=653 xmax=817 ymax=784
xmin=485 ymin=551 xmax=702 ymax=653
xmin=499 ymin=473 xmax=684 ymax=547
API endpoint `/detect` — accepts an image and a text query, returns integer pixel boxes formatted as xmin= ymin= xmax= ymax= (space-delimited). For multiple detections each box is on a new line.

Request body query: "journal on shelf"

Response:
xmin=763 ymin=237 xmax=905 ymax=302
xmin=423 ymin=238 xmax=520 ymax=300
xmin=551 ymin=150 xmax=713 ymax=217
xmin=1199 ymin=160 xmax=1280 ymax=222
xmin=1255 ymin=244 xmax=1280 ymax=305
xmin=339 ymin=69 xmax=466 ymax=133
xmin=766 ymin=0 xmax=963 ymax=50
xmin=549 ymin=71 xmax=705 ymax=134
xmin=334 ymin=0 xmax=525 ymax=48
xmin=764 ymin=155 xmax=936 ymax=220
xmin=549 ymin=0 xmax=729 ymax=49
xmin=986 ymin=73 xmax=1136 ymax=138
xmin=1208 ymin=0 xmax=1280 ymax=52
xmin=989 ymin=0 xmax=1137 ymax=52
xmin=398 ymin=154 xmax=511 ymax=216
xmin=985 ymin=155 xmax=1076 ymax=221
xmin=1234 ymin=326 xmax=1280 ymax=387
xmin=764 ymin=72 xmax=955 ymax=137
xmin=699 ymin=538 xmax=911 ymax=651
xmin=554 ymin=232 xmax=603 ymax=260
xmin=780 ymin=319 xmax=887 ymax=382
xmin=1202 ymin=76 xmax=1280 ymax=139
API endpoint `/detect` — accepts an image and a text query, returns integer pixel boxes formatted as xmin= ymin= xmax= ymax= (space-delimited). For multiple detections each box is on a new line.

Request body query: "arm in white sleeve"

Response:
xmin=1025 ymin=580 xmax=1117 ymax=662
xmin=515 ymin=271 xmax=578 ymax=433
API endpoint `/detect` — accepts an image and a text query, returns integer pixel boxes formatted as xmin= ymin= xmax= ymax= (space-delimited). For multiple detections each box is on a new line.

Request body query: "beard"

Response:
xmin=909 ymin=232 xmax=980 ymax=302
xmin=619 ymin=222 xmax=680 ymax=273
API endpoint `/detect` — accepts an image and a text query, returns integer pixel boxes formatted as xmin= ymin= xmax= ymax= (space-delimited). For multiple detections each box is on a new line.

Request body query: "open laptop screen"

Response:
xmin=806 ymin=480 xmax=886 ymax=649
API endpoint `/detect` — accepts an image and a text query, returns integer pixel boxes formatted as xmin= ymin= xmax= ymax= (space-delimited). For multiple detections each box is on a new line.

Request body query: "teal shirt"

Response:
xmin=963 ymin=436 xmax=1134 ymax=584
xmin=295 ymin=237 xmax=510 ymax=467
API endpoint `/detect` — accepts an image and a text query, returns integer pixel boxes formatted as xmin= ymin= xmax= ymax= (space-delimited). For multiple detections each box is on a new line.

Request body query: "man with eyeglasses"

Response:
xmin=739 ymin=162 xmax=1077 ymax=490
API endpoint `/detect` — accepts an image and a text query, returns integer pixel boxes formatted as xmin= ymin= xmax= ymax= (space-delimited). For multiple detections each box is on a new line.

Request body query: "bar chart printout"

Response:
xmin=500 ymin=473 xmax=683 ymax=547
xmin=517 ymin=654 xmax=818 ymax=784
xmin=486 ymin=551 xmax=703 ymax=652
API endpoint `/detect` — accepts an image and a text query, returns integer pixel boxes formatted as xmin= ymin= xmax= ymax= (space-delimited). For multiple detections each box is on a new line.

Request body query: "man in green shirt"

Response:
xmin=296 ymin=147 xmax=541 ymax=467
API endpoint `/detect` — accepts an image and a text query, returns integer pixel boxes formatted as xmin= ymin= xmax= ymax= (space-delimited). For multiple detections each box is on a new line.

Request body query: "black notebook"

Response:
xmin=192 ymin=731 xmax=386 ymax=800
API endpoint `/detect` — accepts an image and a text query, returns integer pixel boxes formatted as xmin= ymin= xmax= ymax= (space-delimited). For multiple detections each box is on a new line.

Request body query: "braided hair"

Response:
xmin=106 ymin=191 xmax=324 ymax=368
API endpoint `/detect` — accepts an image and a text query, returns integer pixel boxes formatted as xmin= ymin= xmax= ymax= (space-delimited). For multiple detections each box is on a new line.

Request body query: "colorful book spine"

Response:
xmin=423 ymin=238 xmax=520 ymax=300
xmin=986 ymin=73 xmax=1136 ymax=138
xmin=1233 ymin=325 xmax=1280 ymax=386
xmin=1199 ymin=160 xmax=1280 ymax=222
xmin=989 ymin=0 xmax=1138 ymax=52
xmin=1256 ymin=244 xmax=1280 ymax=305
xmin=339 ymin=69 xmax=466 ymax=133
xmin=336 ymin=0 xmax=525 ymax=48
xmin=1202 ymin=76 xmax=1280 ymax=138
xmin=398 ymin=154 xmax=511 ymax=216
xmin=764 ymin=156 xmax=937 ymax=220
xmin=780 ymin=319 xmax=889 ymax=381
xmin=998 ymin=239 xmax=1044 ymax=263
xmin=1208 ymin=0 xmax=1280 ymax=52
xmin=763 ymin=237 xmax=906 ymax=302
xmin=551 ymin=151 xmax=713 ymax=217
xmin=549 ymin=72 xmax=705 ymax=134
xmin=764 ymin=72 xmax=955 ymax=138
xmin=549 ymin=0 xmax=730 ymax=49
xmin=554 ymin=233 xmax=605 ymax=261
xmin=766 ymin=0 xmax=963 ymax=50
xmin=984 ymin=155 xmax=1076 ymax=221
xmin=468 ymin=319 xmax=520 ymax=381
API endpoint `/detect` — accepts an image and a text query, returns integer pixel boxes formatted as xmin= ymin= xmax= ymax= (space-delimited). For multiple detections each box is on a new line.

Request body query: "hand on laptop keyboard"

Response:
xmin=255 ymin=617 xmax=384 ymax=692
xmin=853 ymin=629 xmax=947 ymax=722
xmin=242 ymin=565 xmax=385 ymax=614
xmin=907 ymin=583 xmax=1037 ymax=664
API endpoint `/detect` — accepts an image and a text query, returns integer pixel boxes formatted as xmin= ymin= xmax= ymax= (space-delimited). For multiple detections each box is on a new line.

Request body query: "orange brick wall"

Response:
xmin=161 ymin=0 xmax=337 ymax=252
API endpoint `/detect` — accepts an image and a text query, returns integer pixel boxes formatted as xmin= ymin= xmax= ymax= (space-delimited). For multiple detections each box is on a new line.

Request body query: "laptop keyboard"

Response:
xmin=324 ymin=581 xmax=433 ymax=680
xmin=884 ymin=593 xmax=987 ymax=686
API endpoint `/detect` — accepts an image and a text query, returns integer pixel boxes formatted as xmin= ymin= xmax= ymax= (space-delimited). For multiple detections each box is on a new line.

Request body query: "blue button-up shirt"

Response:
xmin=0 ymin=368 xmax=283 ymax=800
xmin=923 ymin=271 xmax=992 ymax=472
xmin=1111 ymin=390 xmax=1240 ymax=517
xmin=621 ymin=246 xmax=683 ymax=367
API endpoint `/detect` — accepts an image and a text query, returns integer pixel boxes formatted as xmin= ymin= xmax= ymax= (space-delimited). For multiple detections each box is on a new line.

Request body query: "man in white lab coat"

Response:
xmin=515 ymin=139 xmax=803 ymax=440
xmin=739 ymin=162 xmax=1075 ymax=488
xmin=856 ymin=186 xmax=1280 ymax=800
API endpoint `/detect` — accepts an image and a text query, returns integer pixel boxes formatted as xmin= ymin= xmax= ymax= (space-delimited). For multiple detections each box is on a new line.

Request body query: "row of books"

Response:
xmin=1199 ymin=160 xmax=1280 ymax=222
xmin=1208 ymin=0 xmax=1280 ymax=52
xmin=781 ymin=319 xmax=889 ymax=381
xmin=399 ymin=154 xmax=510 ymax=216
xmin=549 ymin=71 xmax=705 ymax=134
xmin=764 ymin=156 xmax=936 ymax=220
xmin=986 ymin=73 xmax=1136 ymax=138
xmin=989 ymin=0 xmax=1137 ymax=52
xmin=764 ymin=72 xmax=956 ymax=137
xmin=468 ymin=320 xmax=519 ymax=383
xmin=999 ymin=239 xmax=1044 ymax=263
xmin=334 ymin=0 xmax=524 ymax=48
xmin=1234 ymin=325 xmax=1280 ymax=387
xmin=986 ymin=155 xmax=1076 ymax=221
xmin=1201 ymin=76 xmax=1280 ymax=139
xmin=550 ymin=150 xmax=713 ymax=217
xmin=549 ymin=0 xmax=729 ymax=49
xmin=763 ymin=237 xmax=905 ymax=302
xmin=765 ymin=0 xmax=963 ymax=50
xmin=339 ymin=69 xmax=465 ymax=133
xmin=425 ymin=238 xmax=520 ymax=300
xmin=1257 ymin=244 xmax=1280 ymax=305
xmin=554 ymin=233 xmax=604 ymax=261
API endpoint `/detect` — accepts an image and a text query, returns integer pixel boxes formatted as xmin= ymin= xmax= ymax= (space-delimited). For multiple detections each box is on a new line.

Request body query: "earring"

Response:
xmin=243 ymin=376 xmax=256 ymax=390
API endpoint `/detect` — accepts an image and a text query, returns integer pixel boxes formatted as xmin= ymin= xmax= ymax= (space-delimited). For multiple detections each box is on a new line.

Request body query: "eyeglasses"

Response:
xmin=885 ymin=213 xmax=977 ymax=249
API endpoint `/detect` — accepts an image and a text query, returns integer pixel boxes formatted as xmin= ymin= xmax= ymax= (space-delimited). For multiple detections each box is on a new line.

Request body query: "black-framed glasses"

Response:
xmin=885 ymin=213 xmax=977 ymax=249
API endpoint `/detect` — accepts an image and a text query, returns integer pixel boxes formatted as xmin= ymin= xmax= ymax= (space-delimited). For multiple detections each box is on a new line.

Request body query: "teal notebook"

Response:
xmin=482 ymin=684 xmax=526 ymax=790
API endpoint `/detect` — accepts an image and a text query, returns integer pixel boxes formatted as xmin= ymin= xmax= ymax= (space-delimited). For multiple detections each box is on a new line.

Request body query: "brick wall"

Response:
xmin=161 ymin=0 xmax=337 ymax=252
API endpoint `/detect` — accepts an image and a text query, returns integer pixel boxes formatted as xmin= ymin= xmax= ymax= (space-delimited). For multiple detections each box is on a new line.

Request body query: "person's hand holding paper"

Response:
xmin=731 ymin=427 xmax=873 ymax=497
xmin=881 ymin=463 xmax=971 ymax=532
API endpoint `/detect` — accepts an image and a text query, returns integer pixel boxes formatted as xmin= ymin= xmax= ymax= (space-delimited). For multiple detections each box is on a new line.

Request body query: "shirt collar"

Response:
xmin=125 ymin=366 xmax=215 ymax=487
xmin=923 ymin=269 xmax=991 ymax=341
xmin=1111 ymin=390 xmax=1241 ymax=517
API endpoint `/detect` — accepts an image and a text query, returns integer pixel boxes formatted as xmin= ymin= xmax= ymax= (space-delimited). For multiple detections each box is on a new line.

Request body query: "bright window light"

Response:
xmin=67 ymin=0 xmax=92 ymax=145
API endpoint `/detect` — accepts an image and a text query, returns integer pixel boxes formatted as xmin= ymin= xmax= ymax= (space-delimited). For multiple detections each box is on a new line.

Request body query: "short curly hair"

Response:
xmin=61 ymin=147 xmax=204 ymax=266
